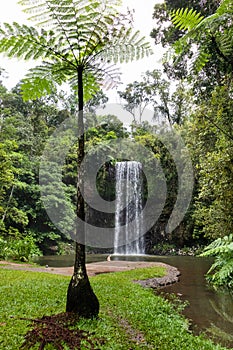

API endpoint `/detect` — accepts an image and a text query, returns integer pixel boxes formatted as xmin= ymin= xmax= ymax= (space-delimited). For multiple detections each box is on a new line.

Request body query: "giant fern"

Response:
xmin=171 ymin=8 xmax=204 ymax=31
xmin=200 ymin=234 xmax=233 ymax=289
xmin=169 ymin=0 xmax=233 ymax=75
xmin=0 ymin=0 xmax=152 ymax=100
xmin=0 ymin=0 xmax=153 ymax=317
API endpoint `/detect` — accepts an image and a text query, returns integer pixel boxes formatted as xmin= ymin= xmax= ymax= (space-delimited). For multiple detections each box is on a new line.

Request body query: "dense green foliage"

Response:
xmin=0 ymin=80 xmax=129 ymax=256
xmin=0 ymin=0 xmax=155 ymax=317
xmin=0 ymin=0 xmax=232 ymax=291
xmin=170 ymin=0 xmax=233 ymax=75
xmin=149 ymin=0 xmax=233 ymax=287
xmin=0 ymin=83 xmax=77 ymax=256
xmin=0 ymin=235 xmax=41 ymax=261
xmin=0 ymin=268 xmax=228 ymax=349
xmin=200 ymin=234 xmax=233 ymax=288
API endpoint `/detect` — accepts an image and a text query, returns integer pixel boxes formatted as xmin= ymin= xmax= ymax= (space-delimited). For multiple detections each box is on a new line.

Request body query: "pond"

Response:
xmin=153 ymin=256 xmax=233 ymax=349
xmin=35 ymin=254 xmax=233 ymax=348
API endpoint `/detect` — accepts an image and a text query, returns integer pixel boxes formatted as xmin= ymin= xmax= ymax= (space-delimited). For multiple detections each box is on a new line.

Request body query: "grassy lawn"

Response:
xmin=0 ymin=267 xmax=227 ymax=350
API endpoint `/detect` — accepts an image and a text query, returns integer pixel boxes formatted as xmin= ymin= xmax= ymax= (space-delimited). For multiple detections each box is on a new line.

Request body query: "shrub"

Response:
xmin=0 ymin=235 xmax=41 ymax=261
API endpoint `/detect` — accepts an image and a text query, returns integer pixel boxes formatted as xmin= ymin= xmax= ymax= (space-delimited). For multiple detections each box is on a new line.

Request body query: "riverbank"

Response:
xmin=0 ymin=267 xmax=228 ymax=350
xmin=0 ymin=259 xmax=181 ymax=287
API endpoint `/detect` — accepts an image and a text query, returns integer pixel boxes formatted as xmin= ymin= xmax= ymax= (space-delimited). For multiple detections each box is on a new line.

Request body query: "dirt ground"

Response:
xmin=0 ymin=259 xmax=180 ymax=287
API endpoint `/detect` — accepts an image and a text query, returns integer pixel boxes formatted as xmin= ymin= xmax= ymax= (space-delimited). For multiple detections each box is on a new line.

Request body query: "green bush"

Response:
xmin=200 ymin=234 xmax=233 ymax=288
xmin=0 ymin=235 xmax=41 ymax=262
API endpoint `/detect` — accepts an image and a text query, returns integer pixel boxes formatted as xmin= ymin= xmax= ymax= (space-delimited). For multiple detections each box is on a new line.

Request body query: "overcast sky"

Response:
xmin=0 ymin=0 xmax=164 ymax=102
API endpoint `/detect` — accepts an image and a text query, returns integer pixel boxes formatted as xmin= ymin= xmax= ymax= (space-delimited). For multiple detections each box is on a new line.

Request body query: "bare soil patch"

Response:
xmin=0 ymin=259 xmax=180 ymax=286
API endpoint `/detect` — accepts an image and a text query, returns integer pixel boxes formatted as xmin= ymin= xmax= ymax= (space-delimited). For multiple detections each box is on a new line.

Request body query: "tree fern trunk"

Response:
xmin=66 ymin=66 xmax=99 ymax=318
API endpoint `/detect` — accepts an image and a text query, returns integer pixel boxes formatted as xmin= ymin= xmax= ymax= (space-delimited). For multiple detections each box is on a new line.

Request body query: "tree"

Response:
xmin=118 ymin=79 xmax=153 ymax=124
xmin=150 ymin=0 xmax=220 ymax=80
xmin=170 ymin=0 xmax=233 ymax=77
xmin=151 ymin=0 xmax=219 ymax=49
xmin=0 ymin=0 xmax=152 ymax=317
xmin=151 ymin=0 xmax=228 ymax=101
xmin=170 ymin=0 xmax=233 ymax=289
xmin=0 ymin=82 xmax=67 ymax=251
xmin=183 ymin=84 xmax=233 ymax=241
xmin=118 ymin=69 xmax=192 ymax=125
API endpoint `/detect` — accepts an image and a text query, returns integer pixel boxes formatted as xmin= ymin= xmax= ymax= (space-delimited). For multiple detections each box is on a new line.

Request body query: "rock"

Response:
xmin=134 ymin=264 xmax=180 ymax=289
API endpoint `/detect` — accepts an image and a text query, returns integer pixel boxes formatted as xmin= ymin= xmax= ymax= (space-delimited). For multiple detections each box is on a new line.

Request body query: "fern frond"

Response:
xmin=100 ymin=28 xmax=152 ymax=64
xmin=21 ymin=77 xmax=55 ymax=101
xmin=20 ymin=59 xmax=75 ymax=100
xmin=0 ymin=22 xmax=59 ymax=61
xmin=216 ymin=0 xmax=233 ymax=16
xmin=7 ymin=0 xmax=152 ymax=103
xmin=217 ymin=28 xmax=233 ymax=57
xmin=201 ymin=234 xmax=233 ymax=256
xmin=208 ymin=256 xmax=233 ymax=285
xmin=22 ymin=59 xmax=100 ymax=102
xmin=200 ymin=234 xmax=233 ymax=288
xmin=69 ymin=69 xmax=100 ymax=102
xmin=168 ymin=0 xmax=233 ymax=75
xmin=191 ymin=50 xmax=211 ymax=74
xmin=171 ymin=8 xmax=204 ymax=31
xmin=92 ymin=62 xmax=121 ymax=90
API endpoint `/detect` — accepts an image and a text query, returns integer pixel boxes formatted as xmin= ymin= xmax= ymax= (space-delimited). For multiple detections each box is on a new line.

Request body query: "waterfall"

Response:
xmin=114 ymin=161 xmax=144 ymax=255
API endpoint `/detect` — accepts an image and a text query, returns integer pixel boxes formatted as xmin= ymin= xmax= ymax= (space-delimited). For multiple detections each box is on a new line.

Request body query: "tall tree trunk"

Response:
xmin=66 ymin=66 xmax=99 ymax=318
xmin=1 ymin=184 xmax=14 ymax=222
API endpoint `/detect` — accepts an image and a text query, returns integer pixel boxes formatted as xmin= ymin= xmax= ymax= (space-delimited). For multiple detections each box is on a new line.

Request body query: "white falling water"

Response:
xmin=114 ymin=161 xmax=144 ymax=255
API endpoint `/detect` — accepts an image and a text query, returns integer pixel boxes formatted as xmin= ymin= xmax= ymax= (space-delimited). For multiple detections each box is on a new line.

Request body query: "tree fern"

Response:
xmin=0 ymin=0 xmax=153 ymax=317
xmin=216 ymin=0 xmax=233 ymax=15
xmin=200 ymin=234 xmax=233 ymax=288
xmin=191 ymin=50 xmax=210 ymax=74
xmin=171 ymin=8 xmax=204 ymax=31
xmin=0 ymin=0 xmax=152 ymax=100
xmin=216 ymin=28 xmax=233 ymax=58
xmin=201 ymin=234 xmax=233 ymax=253
xmin=169 ymin=0 xmax=233 ymax=75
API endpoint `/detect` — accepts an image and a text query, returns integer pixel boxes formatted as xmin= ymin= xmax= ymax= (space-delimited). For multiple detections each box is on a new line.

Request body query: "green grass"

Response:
xmin=0 ymin=267 xmax=228 ymax=350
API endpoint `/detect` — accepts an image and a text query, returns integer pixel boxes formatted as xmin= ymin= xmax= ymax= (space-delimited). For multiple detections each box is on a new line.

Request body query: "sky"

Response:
xmin=0 ymin=0 xmax=164 ymax=103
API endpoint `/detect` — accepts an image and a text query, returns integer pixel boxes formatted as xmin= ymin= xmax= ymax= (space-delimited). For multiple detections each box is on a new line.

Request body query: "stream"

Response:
xmin=35 ymin=254 xmax=233 ymax=348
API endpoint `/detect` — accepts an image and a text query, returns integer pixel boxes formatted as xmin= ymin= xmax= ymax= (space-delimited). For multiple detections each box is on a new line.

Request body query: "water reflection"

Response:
xmin=151 ymin=256 xmax=233 ymax=349
xmin=34 ymin=254 xmax=233 ymax=348
xmin=34 ymin=254 xmax=107 ymax=267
